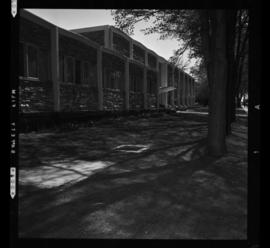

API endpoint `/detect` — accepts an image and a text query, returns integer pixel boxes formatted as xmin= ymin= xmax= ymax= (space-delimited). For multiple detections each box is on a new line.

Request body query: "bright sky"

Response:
xmin=25 ymin=9 xmax=195 ymax=72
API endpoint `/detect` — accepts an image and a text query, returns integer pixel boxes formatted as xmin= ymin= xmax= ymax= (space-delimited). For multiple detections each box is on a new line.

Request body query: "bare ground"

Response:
xmin=18 ymin=108 xmax=247 ymax=239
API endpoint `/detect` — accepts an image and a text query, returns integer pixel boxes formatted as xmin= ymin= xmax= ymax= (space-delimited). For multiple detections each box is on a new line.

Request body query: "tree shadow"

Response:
xmin=18 ymin=112 xmax=247 ymax=238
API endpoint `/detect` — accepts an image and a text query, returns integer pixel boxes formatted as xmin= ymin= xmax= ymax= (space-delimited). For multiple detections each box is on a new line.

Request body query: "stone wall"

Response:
xmin=103 ymin=88 xmax=124 ymax=111
xmin=129 ymin=91 xmax=144 ymax=110
xmin=60 ymin=83 xmax=98 ymax=111
xmin=19 ymin=79 xmax=53 ymax=113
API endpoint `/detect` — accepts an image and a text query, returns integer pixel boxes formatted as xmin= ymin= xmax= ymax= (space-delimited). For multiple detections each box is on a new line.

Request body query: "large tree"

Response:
xmin=225 ymin=9 xmax=249 ymax=134
xmin=111 ymin=9 xmax=235 ymax=156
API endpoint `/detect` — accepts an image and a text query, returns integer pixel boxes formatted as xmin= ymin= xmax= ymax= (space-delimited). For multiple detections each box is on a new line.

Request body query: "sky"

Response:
xmin=25 ymin=9 xmax=196 ymax=72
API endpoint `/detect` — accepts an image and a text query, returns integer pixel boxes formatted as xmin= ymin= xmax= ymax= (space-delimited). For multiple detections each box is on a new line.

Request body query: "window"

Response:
xmin=64 ymin=57 xmax=75 ymax=83
xmin=82 ymin=61 xmax=90 ymax=84
xmin=111 ymin=71 xmax=121 ymax=89
xmin=133 ymin=45 xmax=145 ymax=64
xmin=147 ymin=71 xmax=157 ymax=94
xmin=130 ymin=74 xmax=142 ymax=92
xmin=148 ymin=53 xmax=157 ymax=69
xmin=113 ymin=32 xmax=130 ymax=57
xmin=19 ymin=42 xmax=39 ymax=79
xmin=28 ymin=46 xmax=38 ymax=77
xmin=103 ymin=68 xmax=122 ymax=89
xmin=75 ymin=60 xmax=81 ymax=84
xmin=59 ymin=54 xmax=65 ymax=82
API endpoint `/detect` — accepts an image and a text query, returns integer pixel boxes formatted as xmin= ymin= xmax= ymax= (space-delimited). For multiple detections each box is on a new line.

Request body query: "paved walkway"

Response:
xmin=18 ymin=111 xmax=247 ymax=239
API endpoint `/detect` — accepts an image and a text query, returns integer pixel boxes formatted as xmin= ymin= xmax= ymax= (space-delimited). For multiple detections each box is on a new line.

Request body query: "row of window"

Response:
xmin=59 ymin=55 xmax=92 ymax=85
xmin=20 ymin=42 xmax=93 ymax=85
xmin=19 ymin=42 xmax=158 ymax=93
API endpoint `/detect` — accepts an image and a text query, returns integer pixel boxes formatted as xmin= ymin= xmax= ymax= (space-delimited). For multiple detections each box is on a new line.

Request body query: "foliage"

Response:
xmin=112 ymin=9 xmax=203 ymax=59
xmin=189 ymin=59 xmax=206 ymax=83
xmin=168 ymin=51 xmax=190 ymax=71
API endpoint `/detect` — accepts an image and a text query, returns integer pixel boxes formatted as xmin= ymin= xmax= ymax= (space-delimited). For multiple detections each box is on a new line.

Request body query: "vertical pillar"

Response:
xmin=187 ymin=76 xmax=190 ymax=106
xmin=160 ymin=63 xmax=168 ymax=108
xmin=143 ymin=67 xmax=147 ymax=109
xmin=109 ymin=28 xmax=113 ymax=49
xmin=189 ymin=76 xmax=191 ymax=106
xmin=129 ymin=39 xmax=133 ymax=60
xmin=177 ymin=70 xmax=180 ymax=106
xmin=179 ymin=71 xmax=182 ymax=106
xmin=171 ymin=67 xmax=175 ymax=107
xmin=97 ymin=48 xmax=103 ymax=110
xmin=124 ymin=59 xmax=130 ymax=110
xmin=156 ymin=62 xmax=160 ymax=109
xmin=104 ymin=26 xmax=110 ymax=48
xmin=192 ymin=79 xmax=194 ymax=105
xmin=188 ymin=75 xmax=191 ymax=106
xmin=51 ymin=26 xmax=60 ymax=112
xmin=191 ymin=78 xmax=193 ymax=105
xmin=194 ymin=80 xmax=196 ymax=104
xmin=145 ymin=51 xmax=148 ymax=67
xmin=182 ymin=73 xmax=186 ymax=107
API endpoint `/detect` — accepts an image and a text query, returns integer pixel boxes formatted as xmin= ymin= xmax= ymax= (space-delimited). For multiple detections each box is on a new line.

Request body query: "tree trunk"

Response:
xmin=225 ymin=10 xmax=237 ymax=135
xmin=207 ymin=10 xmax=228 ymax=157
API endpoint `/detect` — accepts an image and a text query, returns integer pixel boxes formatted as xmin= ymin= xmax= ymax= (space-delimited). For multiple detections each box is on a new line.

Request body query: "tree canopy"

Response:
xmin=112 ymin=9 xmax=203 ymax=59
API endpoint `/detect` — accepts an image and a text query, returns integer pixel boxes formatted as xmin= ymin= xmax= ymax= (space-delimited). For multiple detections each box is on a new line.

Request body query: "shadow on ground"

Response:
xmin=18 ymin=109 xmax=247 ymax=239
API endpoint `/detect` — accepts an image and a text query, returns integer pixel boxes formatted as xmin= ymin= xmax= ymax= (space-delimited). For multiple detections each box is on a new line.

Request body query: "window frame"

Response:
xmin=64 ymin=56 xmax=75 ymax=83
xmin=19 ymin=42 xmax=40 ymax=80
xmin=82 ymin=60 xmax=91 ymax=85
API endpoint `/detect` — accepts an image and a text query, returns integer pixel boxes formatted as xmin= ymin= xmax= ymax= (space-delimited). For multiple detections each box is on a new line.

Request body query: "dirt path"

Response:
xmin=18 ymin=111 xmax=247 ymax=239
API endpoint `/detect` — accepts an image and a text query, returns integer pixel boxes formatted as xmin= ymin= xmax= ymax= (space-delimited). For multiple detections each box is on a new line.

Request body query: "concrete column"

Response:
xmin=51 ymin=26 xmax=60 ymax=112
xmin=145 ymin=51 xmax=148 ymax=67
xmin=104 ymin=27 xmax=110 ymax=48
xmin=187 ymin=76 xmax=190 ymax=106
xmin=182 ymin=73 xmax=187 ymax=107
xmin=143 ymin=67 xmax=147 ymax=109
xmin=156 ymin=63 xmax=161 ymax=109
xmin=194 ymin=80 xmax=196 ymax=104
xmin=189 ymin=77 xmax=192 ymax=106
xmin=129 ymin=40 xmax=133 ymax=60
xmin=177 ymin=70 xmax=180 ymax=106
xmin=160 ymin=63 xmax=168 ymax=108
xmin=124 ymin=59 xmax=130 ymax=110
xmin=179 ymin=72 xmax=183 ymax=106
xmin=192 ymin=79 xmax=194 ymax=105
xmin=97 ymin=48 xmax=103 ymax=110
xmin=187 ymin=75 xmax=191 ymax=106
xmin=109 ymin=28 xmax=113 ymax=49
xmin=190 ymin=77 xmax=193 ymax=105
xmin=171 ymin=67 xmax=175 ymax=107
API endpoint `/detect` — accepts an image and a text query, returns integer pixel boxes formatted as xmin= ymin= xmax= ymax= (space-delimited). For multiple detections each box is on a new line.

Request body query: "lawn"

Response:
xmin=18 ymin=108 xmax=247 ymax=239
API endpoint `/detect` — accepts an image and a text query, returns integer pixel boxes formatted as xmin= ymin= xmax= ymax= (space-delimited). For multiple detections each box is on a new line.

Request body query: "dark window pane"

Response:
xmin=66 ymin=57 xmax=74 ymax=83
xmin=75 ymin=60 xmax=81 ymax=84
xmin=83 ymin=62 xmax=89 ymax=83
xmin=59 ymin=54 xmax=64 ymax=82
xmin=28 ymin=46 xmax=38 ymax=78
